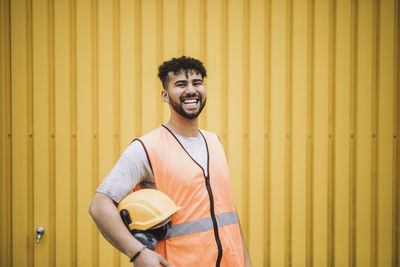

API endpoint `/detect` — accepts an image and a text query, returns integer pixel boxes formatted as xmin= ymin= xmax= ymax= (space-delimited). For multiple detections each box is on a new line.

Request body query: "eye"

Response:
xmin=193 ymin=81 xmax=203 ymax=86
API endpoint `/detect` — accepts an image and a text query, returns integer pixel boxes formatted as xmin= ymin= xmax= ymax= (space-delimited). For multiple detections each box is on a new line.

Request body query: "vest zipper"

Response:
xmin=160 ymin=125 xmax=224 ymax=266
xmin=204 ymin=175 xmax=223 ymax=267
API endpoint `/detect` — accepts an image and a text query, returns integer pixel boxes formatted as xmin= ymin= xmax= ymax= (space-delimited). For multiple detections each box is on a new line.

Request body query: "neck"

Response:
xmin=165 ymin=113 xmax=199 ymax=137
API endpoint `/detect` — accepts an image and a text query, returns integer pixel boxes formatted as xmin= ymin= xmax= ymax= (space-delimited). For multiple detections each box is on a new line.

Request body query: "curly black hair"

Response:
xmin=158 ymin=56 xmax=207 ymax=89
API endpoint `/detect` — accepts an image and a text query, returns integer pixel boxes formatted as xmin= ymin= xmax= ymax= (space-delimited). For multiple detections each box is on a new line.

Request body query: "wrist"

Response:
xmin=125 ymin=238 xmax=146 ymax=259
xmin=129 ymin=245 xmax=146 ymax=263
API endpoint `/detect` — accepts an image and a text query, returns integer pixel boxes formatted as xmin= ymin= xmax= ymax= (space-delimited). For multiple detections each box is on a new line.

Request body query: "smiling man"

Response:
xmin=162 ymin=69 xmax=206 ymax=119
xmin=89 ymin=56 xmax=251 ymax=267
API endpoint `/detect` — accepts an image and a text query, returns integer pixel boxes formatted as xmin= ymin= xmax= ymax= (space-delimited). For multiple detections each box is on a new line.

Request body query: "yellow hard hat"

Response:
xmin=118 ymin=189 xmax=181 ymax=231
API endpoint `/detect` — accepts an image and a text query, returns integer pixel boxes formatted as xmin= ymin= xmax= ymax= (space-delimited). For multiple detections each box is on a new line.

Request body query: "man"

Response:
xmin=89 ymin=56 xmax=251 ymax=266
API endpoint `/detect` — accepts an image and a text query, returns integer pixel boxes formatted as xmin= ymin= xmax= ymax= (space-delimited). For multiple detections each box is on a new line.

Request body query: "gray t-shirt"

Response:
xmin=96 ymin=128 xmax=208 ymax=203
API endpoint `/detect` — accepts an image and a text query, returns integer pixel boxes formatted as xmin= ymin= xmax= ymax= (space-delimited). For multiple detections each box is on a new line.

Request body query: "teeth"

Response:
xmin=183 ymin=99 xmax=198 ymax=104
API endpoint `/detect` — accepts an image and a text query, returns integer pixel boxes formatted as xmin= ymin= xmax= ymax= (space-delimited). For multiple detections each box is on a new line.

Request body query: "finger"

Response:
xmin=158 ymin=255 xmax=173 ymax=267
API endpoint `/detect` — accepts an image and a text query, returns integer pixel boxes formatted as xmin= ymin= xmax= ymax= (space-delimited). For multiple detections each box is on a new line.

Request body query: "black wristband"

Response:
xmin=130 ymin=246 xmax=146 ymax=263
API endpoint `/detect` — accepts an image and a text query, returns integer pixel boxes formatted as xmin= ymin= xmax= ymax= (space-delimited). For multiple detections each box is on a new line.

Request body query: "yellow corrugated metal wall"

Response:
xmin=0 ymin=0 xmax=399 ymax=266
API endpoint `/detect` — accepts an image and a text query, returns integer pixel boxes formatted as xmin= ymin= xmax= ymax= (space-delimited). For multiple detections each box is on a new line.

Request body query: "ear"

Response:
xmin=161 ymin=90 xmax=169 ymax=103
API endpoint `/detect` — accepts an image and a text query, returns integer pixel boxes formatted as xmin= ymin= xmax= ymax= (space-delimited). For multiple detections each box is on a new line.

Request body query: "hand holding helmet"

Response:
xmin=118 ymin=189 xmax=181 ymax=250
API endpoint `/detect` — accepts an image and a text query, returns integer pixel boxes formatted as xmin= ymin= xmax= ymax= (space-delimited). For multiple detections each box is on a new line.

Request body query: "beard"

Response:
xmin=169 ymin=94 xmax=207 ymax=119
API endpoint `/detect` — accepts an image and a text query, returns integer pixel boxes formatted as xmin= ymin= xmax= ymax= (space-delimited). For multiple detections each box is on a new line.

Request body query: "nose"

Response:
xmin=185 ymin=83 xmax=196 ymax=94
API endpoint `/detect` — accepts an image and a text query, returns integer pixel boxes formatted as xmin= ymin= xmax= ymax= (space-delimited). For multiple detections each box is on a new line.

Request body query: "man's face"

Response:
xmin=163 ymin=70 xmax=207 ymax=119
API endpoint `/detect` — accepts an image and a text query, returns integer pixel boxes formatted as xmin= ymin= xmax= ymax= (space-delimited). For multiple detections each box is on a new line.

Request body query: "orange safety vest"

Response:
xmin=137 ymin=125 xmax=244 ymax=267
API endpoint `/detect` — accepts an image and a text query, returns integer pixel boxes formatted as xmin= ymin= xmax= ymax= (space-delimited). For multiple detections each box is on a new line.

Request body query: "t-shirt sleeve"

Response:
xmin=96 ymin=140 xmax=154 ymax=203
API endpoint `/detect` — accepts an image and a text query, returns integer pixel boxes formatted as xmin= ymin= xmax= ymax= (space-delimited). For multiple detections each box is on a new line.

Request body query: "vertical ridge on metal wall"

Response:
xmin=69 ymin=0 xmax=78 ymax=265
xmin=242 ymin=0 xmax=250 ymax=246
xmin=200 ymin=0 xmax=206 ymax=62
xmin=349 ymin=0 xmax=358 ymax=265
xmin=135 ymin=0 xmax=142 ymax=137
xmin=26 ymin=0 xmax=35 ymax=265
xmin=284 ymin=0 xmax=293 ymax=265
xmin=370 ymin=0 xmax=380 ymax=266
xmin=33 ymin=1 xmax=53 ymax=264
xmin=113 ymin=0 xmax=121 ymax=166
xmin=48 ymin=0 xmax=56 ymax=265
xmin=156 ymin=0 xmax=164 ymax=125
xmin=327 ymin=0 xmax=337 ymax=266
xmin=11 ymin=0 xmax=28 ymax=264
xmin=263 ymin=0 xmax=271 ymax=265
xmin=199 ymin=0 xmax=207 ymax=128
xmin=0 ymin=0 xmax=12 ymax=265
xmin=393 ymin=0 xmax=400 ymax=265
xmin=113 ymin=0 xmax=121 ymax=163
xmin=91 ymin=0 xmax=99 ymax=265
xmin=220 ymin=0 xmax=228 ymax=153
xmin=306 ymin=0 xmax=315 ymax=265
xmin=112 ymin=0 xmax=121 ymax=266
xmin=178 ymin=0 xmax=184 ymax=55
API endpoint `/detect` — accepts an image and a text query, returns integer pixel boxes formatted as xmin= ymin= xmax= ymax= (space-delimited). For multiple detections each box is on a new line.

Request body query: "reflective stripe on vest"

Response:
xmin=170 ymin=211 xmax=238 ymax=238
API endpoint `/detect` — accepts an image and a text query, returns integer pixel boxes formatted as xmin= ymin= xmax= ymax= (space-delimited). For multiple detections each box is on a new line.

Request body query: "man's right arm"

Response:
xmin=89 ymin=192 xmax=172 ymax=266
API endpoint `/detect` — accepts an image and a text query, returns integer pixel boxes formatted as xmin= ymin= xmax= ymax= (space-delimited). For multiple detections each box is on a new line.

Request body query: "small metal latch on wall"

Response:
xmin=36 ymin=226 xmax=45 ymax=244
